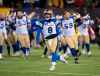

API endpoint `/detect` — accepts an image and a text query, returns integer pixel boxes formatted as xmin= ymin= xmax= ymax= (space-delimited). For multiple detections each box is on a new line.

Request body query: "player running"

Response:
xmin=0 ymin=13 xmax=7 ymax=59
xmin=78 ymin=12 xmax=95 ymax=56
xmin=61 ymin=9 xmax=79 ymax=64
xmin=40 ymin=9 xmax=67 ymax=71
xmin=15 ymin=10 xmax=31 ymax=59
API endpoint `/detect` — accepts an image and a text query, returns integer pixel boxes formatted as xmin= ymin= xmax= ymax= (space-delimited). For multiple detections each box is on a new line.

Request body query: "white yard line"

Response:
xmin=0 ymin=70 xmax=92 ymax=76
xmin=94 ymin=75 xmax=100 ymax=76
xmin=0 ymin=61 xmax=100 ymax=67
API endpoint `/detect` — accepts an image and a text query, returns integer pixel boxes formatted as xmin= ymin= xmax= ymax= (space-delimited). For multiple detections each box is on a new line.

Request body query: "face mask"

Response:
xmin=17 ymin=16 xmax=23 ymax=19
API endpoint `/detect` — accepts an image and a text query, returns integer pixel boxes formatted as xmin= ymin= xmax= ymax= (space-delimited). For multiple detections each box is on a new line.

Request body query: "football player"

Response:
xmin=78 ymin=13 xmax=94 ymax=56
xmin=0 ymin=13 xmax=7 ymax=59
xmin=15 ymin=10 xmax=31 ymax=59
xmin=6 ymin=9 xmax=20 ymax=56
xmin=41 ymin=9 xmax=67 ymax=71
xmin=61 ymin=10 xmax=79 ymax=64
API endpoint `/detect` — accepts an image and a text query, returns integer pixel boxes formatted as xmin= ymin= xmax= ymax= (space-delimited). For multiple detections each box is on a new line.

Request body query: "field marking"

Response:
xmin=0 ymin=63 xmax=100 ymax=76
xmin=0 ymin=60 xmax=100 ymax=68
xmin=94 ymin=75 xmax=100 ymax=76
xmin=0 ymin=61 xmax=100 ymax=66
xmin=0 ymin=70 xmax=92 ymax=76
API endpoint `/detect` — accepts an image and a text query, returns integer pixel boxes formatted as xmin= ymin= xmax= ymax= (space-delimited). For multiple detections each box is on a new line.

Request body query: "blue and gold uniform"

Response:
xmin=62 ymin=11 xmax=79 ymax=63
xmin=0 ymin=14 xmax=7 ymax=59
xmin=78 ymin=14 xmax=92 ymax=55
xmin=42 ymin=19 xmax=58 ymax=52
xmin=7 ymin=12 xmax=20 ymax=55
xmin=62 ymin=16 xmax=76 ymax=49
xmin=15 ymin=11 xmax=31 ymax=57
xmin=41 ymin=17 xmax=59 ymax=71
xmin=41 ymin=9 xmax=67 ymax=71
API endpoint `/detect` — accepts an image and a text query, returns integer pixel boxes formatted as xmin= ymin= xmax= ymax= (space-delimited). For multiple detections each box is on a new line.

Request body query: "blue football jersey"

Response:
xmin=42 ymin=19 xmax=58 ymax=38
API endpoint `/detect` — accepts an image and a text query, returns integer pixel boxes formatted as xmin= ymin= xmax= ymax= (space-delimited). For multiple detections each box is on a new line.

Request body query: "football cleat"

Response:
xmin=87 ymin=51 xmax=92 ymax=56
xmin=12 ymin=52 xmax=20 ymax=57
xmin=82 ymin=49 xmax=86 ymax=55
xmin=49 ymin=65 xmax=55 ymax=71
xmin=60 ymin=55 xmax=68 ymax=64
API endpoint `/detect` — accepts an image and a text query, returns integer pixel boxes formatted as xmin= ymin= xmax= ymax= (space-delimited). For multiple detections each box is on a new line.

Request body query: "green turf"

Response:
xmin=0 ymin=45 xmax=100 ymax=76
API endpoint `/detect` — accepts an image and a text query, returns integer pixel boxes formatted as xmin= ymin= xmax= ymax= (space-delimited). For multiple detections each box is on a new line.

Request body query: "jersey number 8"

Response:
xmin=48 ymin=27 xmax=53 ymax=33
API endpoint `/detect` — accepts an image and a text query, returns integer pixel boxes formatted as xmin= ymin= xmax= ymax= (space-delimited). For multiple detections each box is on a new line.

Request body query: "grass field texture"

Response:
xmin=0 ymin=45 xmax=100 ymax=76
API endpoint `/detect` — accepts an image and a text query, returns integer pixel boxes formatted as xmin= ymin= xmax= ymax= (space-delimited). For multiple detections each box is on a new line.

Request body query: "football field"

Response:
xmin=0 ymin=45 xmax=100 ymax=76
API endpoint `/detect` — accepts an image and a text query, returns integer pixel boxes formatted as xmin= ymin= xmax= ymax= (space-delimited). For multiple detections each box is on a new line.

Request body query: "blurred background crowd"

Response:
xmin=0 ymin=0 xmax=100 ymax=47
xmin=0 ymin=0 xmax=100 ymax=9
